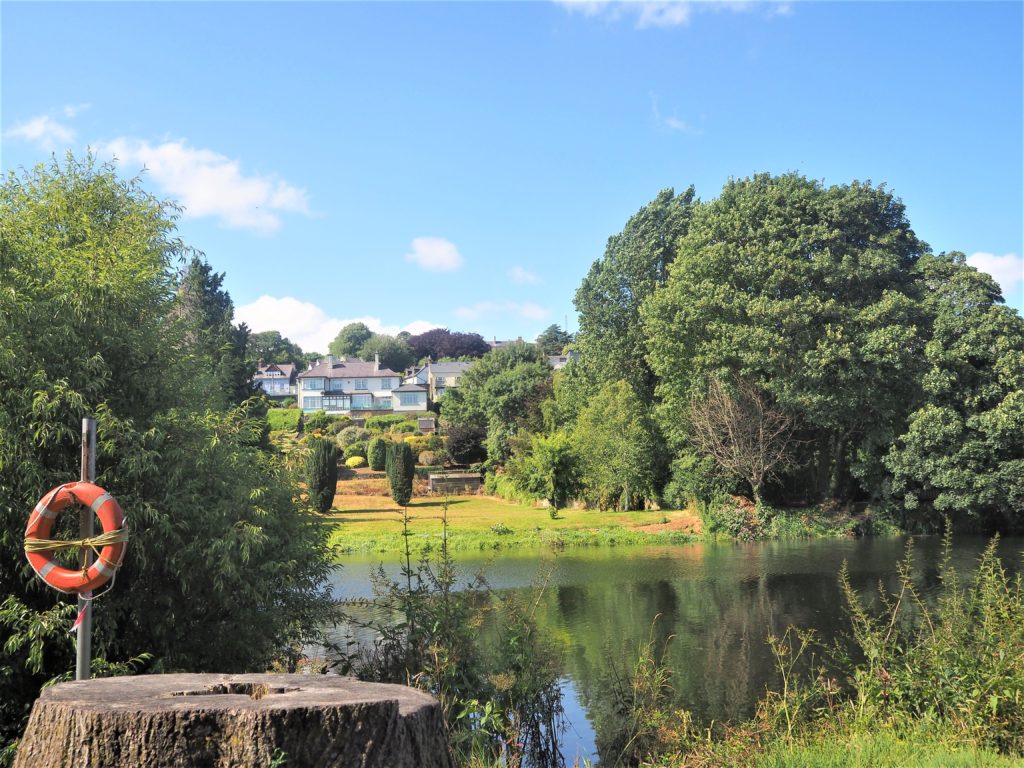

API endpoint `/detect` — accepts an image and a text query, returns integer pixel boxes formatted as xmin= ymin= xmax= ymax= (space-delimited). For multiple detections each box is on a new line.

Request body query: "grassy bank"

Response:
xmin=324 ymin=493 xmax=702 ymax=554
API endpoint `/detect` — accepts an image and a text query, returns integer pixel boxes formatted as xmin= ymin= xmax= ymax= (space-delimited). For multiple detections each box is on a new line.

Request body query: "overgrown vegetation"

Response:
xmin=0 ymin=155 xmax=334 ymax=760
xmin=604 ymin=533 xmax=1023 ymax=767
xmin=338 ymin=500 xmax=565 ymax=767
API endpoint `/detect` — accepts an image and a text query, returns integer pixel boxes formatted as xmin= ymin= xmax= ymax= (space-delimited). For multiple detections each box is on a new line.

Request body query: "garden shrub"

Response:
xmin=386 ymin=441 xmax=415 ymax=507
xmin=345 ymin=455 xmax=366 ymax=469
xmin=367 ymin=437 xmax=388 ymax=471
xmin=337 ymin=425 xmax=370 ymax=447
xmin=365 ymin=413 xmax=407 ymax=432
xmin=405 ymin=435 xmax=431 ymax=455
xmin=447 ymin=424 xmax=487 ymax=464
xmin=305 ymin=410 xmax=333 ymax=432
xmin=418 ymin=451 xmax=439 ymax=466
xmin=343 ymin=441 xmax=367 ymax=460
xmin=266 ymin=408 xmax=300 ymax=432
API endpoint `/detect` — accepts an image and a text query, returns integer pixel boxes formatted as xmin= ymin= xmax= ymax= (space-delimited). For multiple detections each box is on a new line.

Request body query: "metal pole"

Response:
xmin=75 ymin=417 xmax=96 ymax=681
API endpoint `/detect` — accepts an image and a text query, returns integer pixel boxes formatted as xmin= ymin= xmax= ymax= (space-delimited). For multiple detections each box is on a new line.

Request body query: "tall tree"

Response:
xmin=574 ymin=186 xmax=696 ymax=399
xmin=535 ymin=324 xmax=573 ymax=356
xmin=175 ymin=257 xmax=256 ymax=407
xmin=571 ymin=380 xmax=661 ymax=511
xmin=643 ymin=174 xmax=926 ymax=502
xmin=885 ymin=252 xmax=1024 ymax=531
xmin=0 ymin=155 xmax=333 ymax=755
xmin=441 ymin=345 xmax=552 ymax=465
xmin=407 ymin=327 xmax=490 ymax=362
xmin=247 ymin=330 xmax=305 ymax=368
xmin=329 ymin=322 xmax=373 ymax=357
xmin=358 ymin=334 xmax=414 ymax=372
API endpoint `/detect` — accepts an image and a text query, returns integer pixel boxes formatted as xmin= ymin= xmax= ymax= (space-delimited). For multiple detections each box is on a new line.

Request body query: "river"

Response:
xmin=329 ymin=535 xmax=1023 ymax=765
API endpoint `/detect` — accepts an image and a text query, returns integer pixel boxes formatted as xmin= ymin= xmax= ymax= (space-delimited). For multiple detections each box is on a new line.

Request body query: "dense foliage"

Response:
xmin=386 ymin=441 xmax=415 ymax=507
xmin=407 ymin=327 xmax=491 ymax=362
xmin=0 ymin=156 xmax=333 ymax=757
xmin=328 ymin=321 xmax=373 ymax=357
xmin=305 ymin=436 xmax=339 ymax=513
xmin=367 ymin=436 xmax=388 ymax=471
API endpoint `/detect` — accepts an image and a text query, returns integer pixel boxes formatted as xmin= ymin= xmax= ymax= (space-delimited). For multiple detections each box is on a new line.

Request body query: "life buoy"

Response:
xmin=24 ymin=482 xmax=127 ymax=594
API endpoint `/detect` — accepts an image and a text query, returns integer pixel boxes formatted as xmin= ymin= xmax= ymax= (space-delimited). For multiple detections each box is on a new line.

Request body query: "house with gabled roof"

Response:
xmin=296 ymin=354 xmax=409 ymax=415
xmin=254 ymin=362 xmax=297 ymax=400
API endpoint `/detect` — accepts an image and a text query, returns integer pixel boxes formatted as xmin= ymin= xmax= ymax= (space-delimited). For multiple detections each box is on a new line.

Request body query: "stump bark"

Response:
xmin=14 ymin=673 xmax=452 ymax=768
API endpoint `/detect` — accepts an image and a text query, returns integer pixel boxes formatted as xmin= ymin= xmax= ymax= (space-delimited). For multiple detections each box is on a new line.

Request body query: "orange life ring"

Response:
xmin=24 ymin=482 xmax=127 ymax=594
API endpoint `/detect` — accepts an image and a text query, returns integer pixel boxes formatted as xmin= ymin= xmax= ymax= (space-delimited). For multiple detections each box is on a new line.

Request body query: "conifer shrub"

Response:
xmin=386 ymin=441 xmax=415 ymax=507
xmin=306 ymin=436 xmax=339 ymax=513
xmin=367 ymin=437 xmax=388 ymax=471
xmin=343 ymin=441 xmax=367 ymax=460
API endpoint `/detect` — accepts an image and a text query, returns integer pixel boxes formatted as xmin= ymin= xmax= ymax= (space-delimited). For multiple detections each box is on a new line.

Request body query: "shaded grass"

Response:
xmin=324 ymin=494 xmax=701 ymax=554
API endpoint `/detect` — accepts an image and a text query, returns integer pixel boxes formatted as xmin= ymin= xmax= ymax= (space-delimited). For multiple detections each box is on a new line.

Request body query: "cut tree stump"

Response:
xmin=13 ymin=673 xmax=452 ymax=768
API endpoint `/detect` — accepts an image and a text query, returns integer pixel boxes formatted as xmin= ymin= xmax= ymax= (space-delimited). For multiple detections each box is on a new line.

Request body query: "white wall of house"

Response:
xmin=393 ymin=390 xmax=428 ymax=412
xmin=298 ymin=374 xmax=403 ymax=413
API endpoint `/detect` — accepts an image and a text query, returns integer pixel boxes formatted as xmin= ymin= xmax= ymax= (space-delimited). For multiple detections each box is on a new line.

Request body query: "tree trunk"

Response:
xmin=14 ymin=674 xmax=452 ymax=768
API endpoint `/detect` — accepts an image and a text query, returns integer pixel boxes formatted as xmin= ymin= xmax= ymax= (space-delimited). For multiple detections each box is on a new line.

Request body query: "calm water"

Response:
xmin=330 ymin=536 xmax=1023 ymax=765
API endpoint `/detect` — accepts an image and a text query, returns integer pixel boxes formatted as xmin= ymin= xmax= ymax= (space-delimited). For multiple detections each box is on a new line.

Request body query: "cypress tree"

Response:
xmin=306 ymin=436 xmax=339 ymax=513
xmin=386 ymin=441 xmax=414 ymax=507
xmin=367 ymin=436 xmax=388 ymax=471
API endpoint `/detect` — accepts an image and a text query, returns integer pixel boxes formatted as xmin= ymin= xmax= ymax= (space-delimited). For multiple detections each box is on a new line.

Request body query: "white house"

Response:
xmin=297 ymin=355 xmax=407 ymax=415
xmin=254 ymin=362 xmax=297 ymax=400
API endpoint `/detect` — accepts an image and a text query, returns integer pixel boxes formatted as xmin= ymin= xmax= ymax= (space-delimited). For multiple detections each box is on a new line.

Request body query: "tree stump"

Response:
xmin=13 ymin=673 xmax=452 ymax=768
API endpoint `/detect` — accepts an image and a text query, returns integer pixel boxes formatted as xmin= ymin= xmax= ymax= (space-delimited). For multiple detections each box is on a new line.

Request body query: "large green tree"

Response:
xmin=571 ymin=380 xmax=661 ymax=511
xmin=534 ymin=324 xmax=574 ymax=356
xmin=175 ymin=257 xmax=256 ymax=407
xmin=441 ymin=344 xmax=552 ymax=465
xmin=574 ymin=187 xmax=696 ymax=400
xmin=328 ymin=322 xmax=373 ymax=357
xmin=358 ymin=333 xmax=414 ymax=372
xmin=247 ymin=330 xmax=305 ymax=368
xmin=643 ymin=174 xmax=926 ymax=503
xmin=885 ymin=253 xmax=1024 ymax=531
xmin=0 ymin=155 xmax=333 ymax=755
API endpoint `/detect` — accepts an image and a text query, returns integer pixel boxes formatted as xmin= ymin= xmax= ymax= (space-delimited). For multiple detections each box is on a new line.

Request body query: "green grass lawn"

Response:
xmin=323 ymin=493 xmax=701 ymax=554
xmin=756 ymin=730 xmax=1020 ymax=768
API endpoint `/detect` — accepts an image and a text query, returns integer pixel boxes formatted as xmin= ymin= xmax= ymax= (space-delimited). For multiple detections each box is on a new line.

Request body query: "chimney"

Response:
xmin=374 ymin=353 xmax=380 ymax=372
xmin=326 ymin=354 xmax=335 ymax=368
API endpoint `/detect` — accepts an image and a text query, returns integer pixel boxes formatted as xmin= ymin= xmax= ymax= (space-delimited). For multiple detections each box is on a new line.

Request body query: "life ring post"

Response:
xmin=76 ymin=417 xmax=96 ymax=682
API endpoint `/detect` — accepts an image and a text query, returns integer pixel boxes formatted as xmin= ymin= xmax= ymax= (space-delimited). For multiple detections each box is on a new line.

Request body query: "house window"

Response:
xmin=355 ymin=378 xmax=367 ymax=390
xmin=323 ymin=395 xmax=350 ymax=410
xmin=379 ymin=377 xmax=393 ymax=389
xmin=302 ymin=396 xmax=323 ymax=410
xmin=399 ymin=392 xmax=421 ymax=406
xmin=376 ymin=398 xmax=391 ymax=409
xmin=302 ymin=378 xmax=324 ymax=390
xmin=435 ymin=376 xmax=446 ymax=386
xmin=330 ymin=378 xmax=344 ymax=391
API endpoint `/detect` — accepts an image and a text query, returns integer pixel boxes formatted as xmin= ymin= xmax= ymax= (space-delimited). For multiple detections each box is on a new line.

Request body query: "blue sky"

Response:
xmin=3 ymin=1 xmax=1021 ymax=353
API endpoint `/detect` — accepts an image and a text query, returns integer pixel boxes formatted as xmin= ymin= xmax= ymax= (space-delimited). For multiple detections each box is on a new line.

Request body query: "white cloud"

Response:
xmin=650 ymin=93 xmax=703 ymax=135
xmin=454 ymin=301 xmax=549 ymax=322
xmin=63 ymin=103 xmax=91 ymax=118
xmin=967 ymin=252 xmax=1023 ymax=297
xmin=100 ymin=138 xmax=310 ymax=234
xmin=405 ymin=237 xmax=464 ymax=272
xmin=4 ymin=115 xmax=75 ymax=150
xmin=509 ymin=266 xmax=542 ymax=284
xmin=235 ymin=295 xmax=438 ymax=353
xmin=556 ymin=0 xmax=790 ymax=28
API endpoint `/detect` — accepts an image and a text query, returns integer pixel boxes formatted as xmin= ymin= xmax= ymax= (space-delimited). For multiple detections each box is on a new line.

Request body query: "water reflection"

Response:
xmin=332 ymin=535 xmax=1022 ymax=765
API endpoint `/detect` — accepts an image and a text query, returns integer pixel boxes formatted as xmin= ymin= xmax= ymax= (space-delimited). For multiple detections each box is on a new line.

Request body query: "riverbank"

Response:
xmin=324 ymin=493 xmax=703 ymax=554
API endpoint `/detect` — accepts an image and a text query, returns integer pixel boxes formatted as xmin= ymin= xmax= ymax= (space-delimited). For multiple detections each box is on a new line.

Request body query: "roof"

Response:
xmin=298 ymin=358 xmax=401 ymax=379
xmin=429 ymin=361 xmax=473 ymax=375
xmin=255 ymin=363 xmax=296 ymax=379
xmin=393 ymin=383 xmax=427 ymax=392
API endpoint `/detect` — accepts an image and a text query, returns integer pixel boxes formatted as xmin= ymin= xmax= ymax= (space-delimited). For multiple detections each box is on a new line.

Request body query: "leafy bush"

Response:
xmin=404 ymin=435 xmax=431 ymax=455
xmin=304 ymin=410 xmax=333 ymax=432
xmin=418 ymin=451 xmax=438 ymax=466
xmin=345 ymin=455 xmax=366 ymax=469
xmin=365 ymin=413 xmax=407 ymax=432
xmin=343 ymin=441 xmax=367 ymax=460
xmin=700 ymin=495 xmax=762 ymax=539
xmin=393 ymin=421 xmax=417 ymax=434
xmin=662 ymin=452 xmax=737 ymax=511
xmin=484 ymin=471 xmax=541 ymax=505
xmin=367 ymin=437 xmax=388 ymax=471
xmin=337 ymin=425 xmax=370 ymax=447
xmin=447 ymin=424 xmax=487 ymax=464
xmin=305 ymin=436 xmax=339 ymax=513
